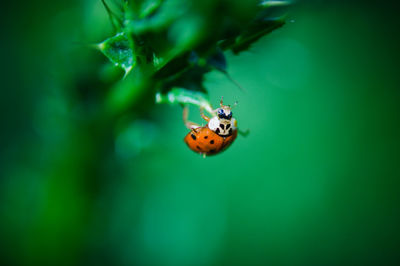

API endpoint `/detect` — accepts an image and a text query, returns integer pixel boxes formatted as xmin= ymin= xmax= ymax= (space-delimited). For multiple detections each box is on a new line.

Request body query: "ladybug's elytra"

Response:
xmin=183 ymin=98 xmax=238 ymax=157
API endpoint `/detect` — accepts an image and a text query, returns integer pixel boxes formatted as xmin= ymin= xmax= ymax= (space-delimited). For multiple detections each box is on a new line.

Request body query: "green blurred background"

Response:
xmin=1 ymin=0 xmax=399 ymax=265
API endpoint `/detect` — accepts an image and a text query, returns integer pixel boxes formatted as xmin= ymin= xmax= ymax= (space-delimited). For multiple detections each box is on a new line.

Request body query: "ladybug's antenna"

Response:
xmin=211 ymin=96 xmax=236 ymax=113
xmin=216 ymin=96 xmax=238 ymax=110
xmin=231 ymin=101 xmax=238 ymax=109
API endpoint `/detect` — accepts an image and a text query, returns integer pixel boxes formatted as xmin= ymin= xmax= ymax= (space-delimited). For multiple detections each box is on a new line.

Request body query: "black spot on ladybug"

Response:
xmin=215 ymin=128 xmax=220 ymax=134
xmin=210 ymin=149 xmax=216 ymax=153
xmin=210 ymin=140 xmax=214 ymax=144
xmin=204 ymin=136 xmax=208 ymax=139
xmin=220 ymin=124 xmax=225 ymax=130
xmin=191 ymin=134 xmax=196 ymax=140
xmin=196 ymin=145 xmax=202 ymax=151
xmin=226 ymin=124 xmax=231 ymax=129
xmin=229 ymin=128 xmax=232 ymax=135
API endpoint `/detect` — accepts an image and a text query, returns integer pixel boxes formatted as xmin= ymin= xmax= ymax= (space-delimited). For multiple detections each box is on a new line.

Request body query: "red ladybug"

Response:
xmin=183 ymin=98 xmax=238 ymax=157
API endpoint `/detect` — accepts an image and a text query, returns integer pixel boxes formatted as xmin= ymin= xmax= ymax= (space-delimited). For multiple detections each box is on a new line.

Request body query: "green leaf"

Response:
xmin=188 ymin=50 xmax=226 ymax=72
xmin=259 ymin=1 xmax=291 ymax=8
xmin=206 ymin=49 xmax=227 ymax=72
xmin=155 ymin=88 xmax=213 ymax=114
xmin=101 ymin=0 xmax=123 ymax=32
xmin=98 ymin=32 xmax=136 ymax=77
xmin=125 ymin=0 xmax=187 ymax=35
xmin=152 ymin=52 xmax=164 ymax=68
xmin=218 ymin=2 xmax=288 ymax=54
xmin=139 ymin=0 xmax=163 ymax=19
xmin=219 ymin=17 xmax=285 ymax=54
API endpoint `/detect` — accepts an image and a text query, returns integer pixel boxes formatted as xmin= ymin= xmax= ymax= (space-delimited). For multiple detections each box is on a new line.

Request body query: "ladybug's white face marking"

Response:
xmin=208 ymin=113 xmax=236 ymax=137
xmin=208 ymin=117 xmax=220 ymax=131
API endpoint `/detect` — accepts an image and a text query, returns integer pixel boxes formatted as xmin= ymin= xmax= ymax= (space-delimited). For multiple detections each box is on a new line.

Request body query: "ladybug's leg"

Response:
xmin=238 ymin=128 xmax=250 ymax=137
xmin=183 ymin=106 xmax=200 ymax=129
xmin=200 ymin=107 xmax=210 ymax=122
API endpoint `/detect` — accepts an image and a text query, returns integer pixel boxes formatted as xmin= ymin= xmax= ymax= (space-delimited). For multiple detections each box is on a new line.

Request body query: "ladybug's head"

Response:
xmin=217 ymin=107 xmax=232 ymax=120
xmin=215 ymin=96 xmax=237 ymax=121
xmin=208 ymin=97 xmax=238 ymax=136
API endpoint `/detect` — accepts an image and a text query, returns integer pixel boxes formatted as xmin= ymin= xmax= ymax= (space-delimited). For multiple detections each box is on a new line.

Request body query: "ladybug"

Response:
xmin=183 ymin=98 xmax=238 ymax=157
